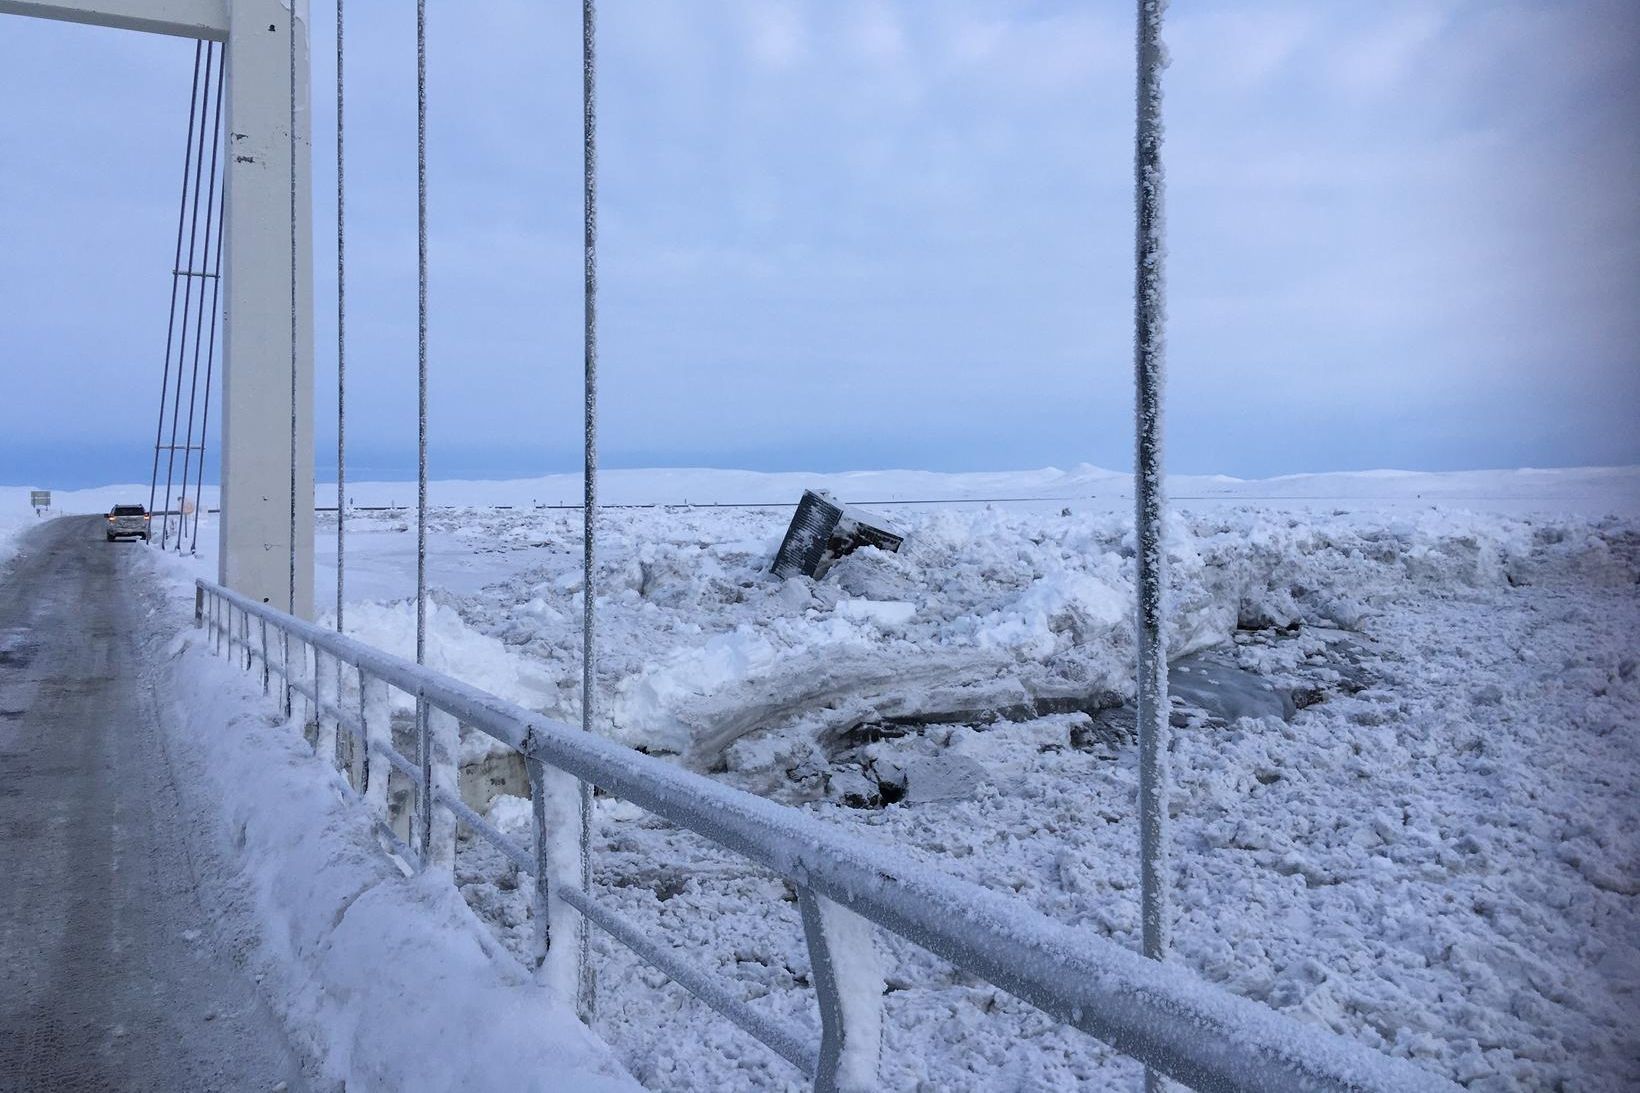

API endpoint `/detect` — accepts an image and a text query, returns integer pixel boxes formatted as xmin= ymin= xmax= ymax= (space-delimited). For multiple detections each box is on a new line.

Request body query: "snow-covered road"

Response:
xmin=0 ymin=517 xmax=311 ymax=1091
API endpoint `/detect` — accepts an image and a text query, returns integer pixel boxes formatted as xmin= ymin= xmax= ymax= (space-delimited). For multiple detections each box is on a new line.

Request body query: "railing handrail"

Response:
xmin=195 ymin=577 xmax=1456 ymax=1093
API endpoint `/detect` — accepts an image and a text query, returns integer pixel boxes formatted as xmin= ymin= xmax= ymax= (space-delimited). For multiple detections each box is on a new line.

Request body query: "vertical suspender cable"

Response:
xmin=285 ymin=0 xmax=299 ymax=716
xmin=578 ymin=0 xmax=599 ymax=1020
xmin=336 ymin=0 xmax=347 ymax=630
xmin=162 ymin=42 xmax=216 ymax=548
xmin=190 ymin=193 xmax=225 ymax=554
xmin=1132 ymin=3 xmax=1171 ymax=1090
xmin=415 ymin=0 xmax=432 ymax=862
xmin=149 ymin=42 xmax=204 ymax=522
xmin=176 ymin=55 xmax=225 ymax=553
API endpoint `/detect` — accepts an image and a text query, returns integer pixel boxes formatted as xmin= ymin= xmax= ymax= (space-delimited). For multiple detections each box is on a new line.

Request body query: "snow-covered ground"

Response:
xmin=11 ymin=465 xmax=1637 ymax=1090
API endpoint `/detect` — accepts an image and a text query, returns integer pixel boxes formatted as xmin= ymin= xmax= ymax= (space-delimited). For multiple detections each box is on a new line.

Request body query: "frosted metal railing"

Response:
xmin=195 ymin=578 xmax=1456 ymax=1093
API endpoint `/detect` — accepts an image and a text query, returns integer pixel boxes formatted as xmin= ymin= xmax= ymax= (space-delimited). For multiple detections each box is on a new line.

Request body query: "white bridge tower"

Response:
xmin=2 ymin=0 xmax=314 ymax=618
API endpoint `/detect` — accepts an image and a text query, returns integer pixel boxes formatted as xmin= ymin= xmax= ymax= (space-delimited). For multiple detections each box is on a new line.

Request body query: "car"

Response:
xmin=106 ymin=504 xmax=151 ymax=542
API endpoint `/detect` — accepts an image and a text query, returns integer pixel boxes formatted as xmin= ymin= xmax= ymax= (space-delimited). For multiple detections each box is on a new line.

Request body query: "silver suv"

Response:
xmin=106 ymin=504 xmax=151 ymax=542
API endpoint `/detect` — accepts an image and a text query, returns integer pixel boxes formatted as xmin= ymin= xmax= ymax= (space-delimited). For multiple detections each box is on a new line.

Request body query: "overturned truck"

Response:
xmin=770 ymin=489 xmax=904 ymax=580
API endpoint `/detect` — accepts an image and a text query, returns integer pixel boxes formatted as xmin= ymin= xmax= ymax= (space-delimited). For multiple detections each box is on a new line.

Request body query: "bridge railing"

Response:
xmin=194 ymin=577 xmax=1454 ymax=1093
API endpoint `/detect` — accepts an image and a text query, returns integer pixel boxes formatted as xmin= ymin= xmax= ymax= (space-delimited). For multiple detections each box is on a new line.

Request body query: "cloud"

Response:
xmin=0 ymin=0 xmax=1635 ymax=481
xmin=1328 ymin=8 xmax=1450 ymax=102
xmin=739 ymin=0 xmax=806 ymax=70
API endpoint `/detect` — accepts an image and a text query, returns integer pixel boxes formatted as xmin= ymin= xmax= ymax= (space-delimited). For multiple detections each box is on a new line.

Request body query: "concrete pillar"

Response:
xmin=219 ymin=0 xmax=313 ymax=618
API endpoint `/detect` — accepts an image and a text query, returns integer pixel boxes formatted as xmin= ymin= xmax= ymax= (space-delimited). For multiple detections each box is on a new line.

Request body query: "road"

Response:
xmin=0 ymin=517 xmax=310 ymax=1091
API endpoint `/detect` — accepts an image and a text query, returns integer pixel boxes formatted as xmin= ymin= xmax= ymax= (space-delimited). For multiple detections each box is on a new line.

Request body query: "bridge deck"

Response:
xmin=0 ymin=517 xmax=309 ymax=1091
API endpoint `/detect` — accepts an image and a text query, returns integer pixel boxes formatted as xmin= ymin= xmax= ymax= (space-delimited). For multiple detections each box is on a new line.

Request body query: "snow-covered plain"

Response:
xmin=8 ymin=465 xmax=1636 ymax=1090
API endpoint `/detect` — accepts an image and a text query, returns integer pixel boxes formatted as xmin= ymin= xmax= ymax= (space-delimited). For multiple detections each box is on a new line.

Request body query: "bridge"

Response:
xmin=0 ymin=3 xmax=1463 ymax=1091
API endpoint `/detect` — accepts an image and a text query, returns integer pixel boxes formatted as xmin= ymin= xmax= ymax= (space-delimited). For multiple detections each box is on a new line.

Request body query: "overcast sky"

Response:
xmin=2 ymin=1 xmax=1636 ymax=487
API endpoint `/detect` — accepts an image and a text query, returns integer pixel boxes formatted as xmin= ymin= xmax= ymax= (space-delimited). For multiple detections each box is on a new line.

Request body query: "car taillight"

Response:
xmin=143 ymin=514 xmax=151 ymax=521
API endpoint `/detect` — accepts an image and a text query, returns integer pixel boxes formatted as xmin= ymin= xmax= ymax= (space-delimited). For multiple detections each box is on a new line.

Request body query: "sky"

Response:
xmin=1 ymin=1 xmax=1637 ymax=488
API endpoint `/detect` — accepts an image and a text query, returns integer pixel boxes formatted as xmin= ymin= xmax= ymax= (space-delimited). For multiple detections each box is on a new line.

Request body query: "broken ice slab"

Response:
xmin=770 ymin=489 xmax=904 ymax=580
xmin=1169 ymin=652 xmax=1297 ymax=723
xmin=887 ymin=753 xmax=988 ymax=804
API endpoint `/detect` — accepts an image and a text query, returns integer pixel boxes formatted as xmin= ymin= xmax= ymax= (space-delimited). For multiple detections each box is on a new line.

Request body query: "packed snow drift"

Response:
xmin=13 ymin=465 xmax=1632 ymax=1091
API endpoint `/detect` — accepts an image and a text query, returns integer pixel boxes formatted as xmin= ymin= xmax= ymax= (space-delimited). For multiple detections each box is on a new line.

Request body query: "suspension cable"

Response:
xmin=176 ymin=52 xmax=225 ymax=553
xmin=148 ymin=41 xmax=203 ymax=522
xmin=415 ymin=0 xmax=429 ymax=668
xmin=336 ymin=0 xmax=347 ymax=630
xmin=161 ymin=41 xmax=216 ymax=547
xmin=189 ymin=192 xmax=225 ymax=554
xmin=415 ymin=0 xmax=431 ymax=860
xmin=578 ymin=0 xmax=599 ymax=1019
xmin=279 ymin=0 xmax=298 ymax=721
xmin=288 ymin=0 xmax=299 ymax=620
xmin=1133 ymin=4 xmax=1171 ymax=1090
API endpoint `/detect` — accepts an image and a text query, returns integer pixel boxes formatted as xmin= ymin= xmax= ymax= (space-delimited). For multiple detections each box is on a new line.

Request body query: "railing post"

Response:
xmin=797 ymin=889 xmax=882 ymax=1093
xmin=260 ymin=616 xmax=270 ymax=694
xmin=194 ymin=584 xmax=204 ymax=626
xmin=424 ymin=707 xmax=459 ymax=876
xmin=242 ymin=608 xmax=252 ymax=670
xmin=316 ymin=649 xmax=337 ymax=769
xmin=301 ymin=641 xmax=316 ymax=731
xmin=415 ymin=698 xmax=431 ymax=867
xmin=360 ymin=673 xmax=391 ymax=818
xmin=346 ymin=664 xmax=368 ymax=790
xmin=528 ymin=757 xmax=590 ymax=1019
xmin=281 ymin=632 xmax=292 ymax=717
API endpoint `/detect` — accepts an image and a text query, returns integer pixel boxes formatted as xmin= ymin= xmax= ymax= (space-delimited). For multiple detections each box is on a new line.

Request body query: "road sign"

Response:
xmin=30 ymin=490 xmax=50 ymax=508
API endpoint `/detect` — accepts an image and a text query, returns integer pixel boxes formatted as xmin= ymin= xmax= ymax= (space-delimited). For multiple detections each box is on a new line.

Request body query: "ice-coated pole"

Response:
xmin=577 ymin=0 xmax=599 ymax=1020
xmin=1132 ymin=4 xmax=1171 ymax=1091
xmin=335 ymin=0 xmax=347 ymax=631
xmin=414 ymin=0 xmax=432 ymax=863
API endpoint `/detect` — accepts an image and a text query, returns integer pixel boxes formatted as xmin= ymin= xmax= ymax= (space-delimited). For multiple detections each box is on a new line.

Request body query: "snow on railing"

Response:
xmin=194 ymin=577 xmax=1457 ymax=1093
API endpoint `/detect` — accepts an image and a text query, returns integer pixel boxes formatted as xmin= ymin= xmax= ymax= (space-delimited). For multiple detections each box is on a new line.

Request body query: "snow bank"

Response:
xmin=8 ymin=463 xmax=1636 ymax=518
xmin=0 ymin=482 xmax=216 ymax=516
xmin=105 ymin=466 xmax=1639 ymax=1091
xmin=137 ymin=556 xmax=637 ymax=1092
xmin=337 ymin=597 xmax=563 ymax=762
xmin=424 ymin=499 xmax=1631 ymax=775
xmin=367 ymin=462 xmax=1635 ymax=513
xmin=0 ymin=512 xmax=33 ymax=574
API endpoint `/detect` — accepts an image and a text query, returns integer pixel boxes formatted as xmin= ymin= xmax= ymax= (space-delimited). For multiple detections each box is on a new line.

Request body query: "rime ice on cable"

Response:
xmin=770 ymin=490 xmax=904 ymax=580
